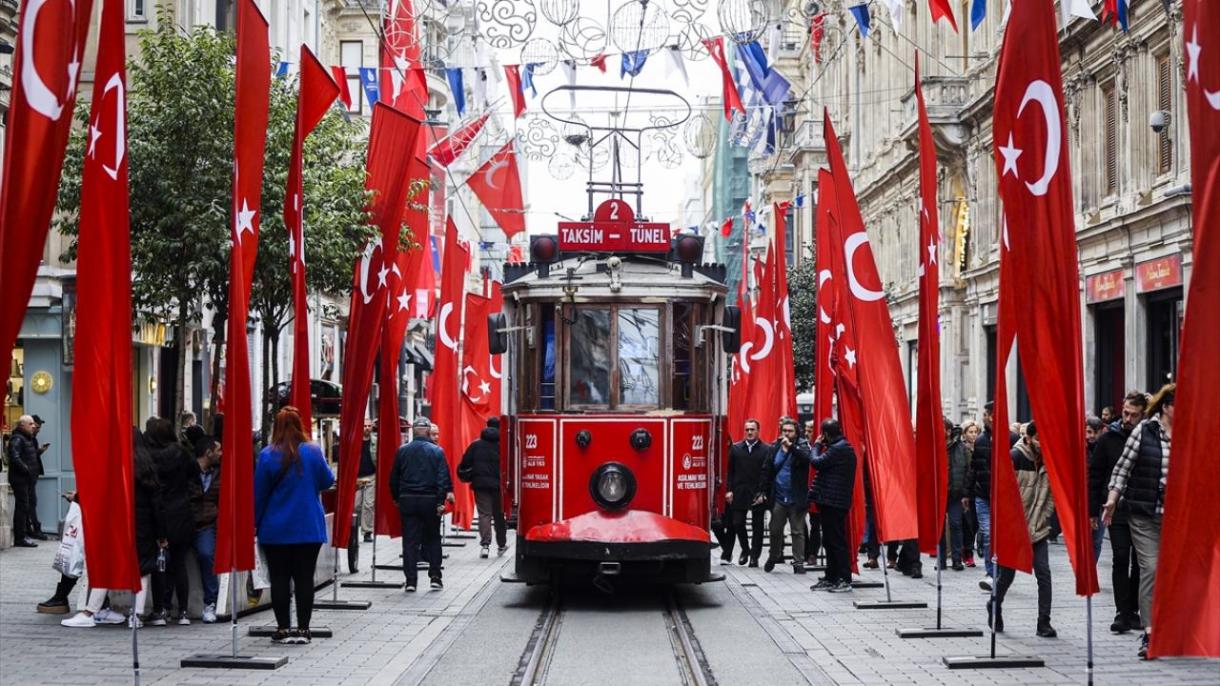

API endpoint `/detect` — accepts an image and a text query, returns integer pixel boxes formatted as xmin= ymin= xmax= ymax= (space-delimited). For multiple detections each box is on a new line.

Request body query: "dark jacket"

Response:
xmin=967 ymin=427 xmax=1018 ymax=501
xmin=810 ymin=437 xmax=856 ymax=510
xmin=5 ymin=427 xmax=37 ymax=482
xmin=188 ymin=460 xmax=221 ymax=532
xmin=133 ymin=438 xmax=167 ymax=576
xmin=1119 ymin=418 xmax=1168 ymax=517
xmin=389 ymin=435 xmax=453 ymax=500
xmin=1089 ymin=424 xmax=1132 ymax=523
xmin=357 ymin=439 xmax=376 ymax=478
xmin=757 ymin=439 xmax=812 ymax=509
xmin=946 ymin=437 xmax=972 ymax=500
xmin=726 ymin=439 xmax=768 ymax=511
xmin=151 ymin=442 xmax=196 ymax=544
xmin=458 ymin=427 xmax=501 ymax=491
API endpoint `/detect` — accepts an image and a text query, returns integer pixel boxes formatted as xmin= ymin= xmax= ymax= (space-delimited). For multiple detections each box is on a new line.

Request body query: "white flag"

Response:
xmin=470 ymin=67 xmax=488 ymax=110
xmin=765 ymin=22 xmax=783 ymax=66
xmin=664 ymin=46 xmax=688 ymax=87
xmin=1061 ymin=0 xmax=1096 ymax=25
xmin=561 ymin=60 xmax=577 ymax=110
xmin=883 ymin=0 xmax=903 ymax=32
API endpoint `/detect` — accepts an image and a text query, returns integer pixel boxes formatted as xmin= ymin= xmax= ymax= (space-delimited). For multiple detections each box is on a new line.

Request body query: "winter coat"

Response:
xmin=1089 ymin=428 xmax=1132 ymax=523
xmin=188 ymin=460 xmax=221 ymax=531
xmin=946 ymin=438 xmax=972 ymax=500
xmin=133 ymin=476 xmax=167 ymax=576
xmin=5 ymin=427 xmax=37 ymax=482
xmin=152 ymin=442 xmax=196 ymax=544
xmin=1115 ymin=418 xmax=1170 ymax=518
xmin=757 ymin=439 xmax=812 ymax=509
xmin=1012 ymin=441 xmax=1055 ymax=544
xmin=726 ymin=439 xmax=768 ymax=511
xmin=967 ymin=427 xmax=1018 ymax=500
xmin=458 ymin=428 xmax=501 ymax=491
xmin=389 ymin=435 xmax=453 ymax=501
xmin=254 ymin=443 xmax=335 ymax=545
xmin=358 ymin=439 xmax=376 ymax=479
xmin=810 ymin=437 xmax=857 ymax=511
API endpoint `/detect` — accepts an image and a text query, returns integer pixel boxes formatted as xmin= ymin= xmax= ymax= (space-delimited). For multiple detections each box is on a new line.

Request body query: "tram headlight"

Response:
xmin=589 ymin=463 xmax=637 ymax=511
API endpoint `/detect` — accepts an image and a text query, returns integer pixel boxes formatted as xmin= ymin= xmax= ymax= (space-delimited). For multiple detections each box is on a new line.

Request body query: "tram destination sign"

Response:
xmin=557 ymin=199 xmax=670 ymax=253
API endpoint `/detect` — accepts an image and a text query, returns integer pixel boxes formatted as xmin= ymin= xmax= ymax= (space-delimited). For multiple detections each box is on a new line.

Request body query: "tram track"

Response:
xmin=511 ymin=587 xmax=717 ymax=686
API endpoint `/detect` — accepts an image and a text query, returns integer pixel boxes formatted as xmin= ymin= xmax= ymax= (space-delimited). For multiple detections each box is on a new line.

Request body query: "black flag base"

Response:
xmin=854 ymin=599 xmax=929 ymax=610
xmin=313 ymin=599 xmax=372 ymax=611
xmin=851 ymin=578 xmax=884 ymax=589
xmin=897 ymin=627 xmax=984 ymax=638
xmin=342 ymin=579 xmax=405 ymax=589
xmin=942 ymin=655 xmax=1045 ymax=669
xmin=248 ymin=626 xmax=334 ymax=638
xmin=180 ymin=654 xmax=287 ymax=670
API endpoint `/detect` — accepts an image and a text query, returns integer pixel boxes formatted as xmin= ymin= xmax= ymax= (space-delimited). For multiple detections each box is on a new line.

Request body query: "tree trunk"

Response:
xmin=174 ymin=292 xmax=190 ymax=430
xmin=261 ymin=322 xmax=271 ymax=437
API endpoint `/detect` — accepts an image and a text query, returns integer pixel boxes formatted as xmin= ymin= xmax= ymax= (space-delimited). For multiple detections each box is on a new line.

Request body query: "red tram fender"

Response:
xmin=525 ymin=509 xmax=710 ymax=546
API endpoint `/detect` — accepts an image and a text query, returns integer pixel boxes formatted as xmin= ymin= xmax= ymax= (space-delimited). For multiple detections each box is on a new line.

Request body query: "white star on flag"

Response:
xmin=1187 ymin=24 xmax=1201 ymax=83
xmin=235 ymin=199 xmax=257 ymax=238
xmin=1000 ymin=134 xmax=1023 ymax=177
xmin=87 ymin=122 xmax=102 ymax=158
xmin=397 ymin=291 xmax=411 ymax=312
xmin=928 ymin=240 xmax=937 ymax=265
xmin=377 ymin=265 xmax=390 ymax=288
xmin=845 ymin=347 xmax=857 ymax=368
xmin=479 ymin=380 xmax=492 ymax=395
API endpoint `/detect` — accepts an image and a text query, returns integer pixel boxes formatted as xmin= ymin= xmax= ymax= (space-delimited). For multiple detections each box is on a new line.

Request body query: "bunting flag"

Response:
xmin=445 ymin=67 xmax=466 ymax=116
xmin=849 ymin=4 xmax=871 ymax=38
xmin=332 ymin=104 xmax=423 ymax=549
xmin=429 ymin=113 xmax=490 ymax=168
xmin=773 ymin=202 xmax=798 ymax=420
xmin=702 ymin=36 xmax=745 ymax=121
xmin=359 ymin=67 xmax=380 ymax=109
xmin=971 ymin=0 xmax=987 ymax=29
xmin=71 ymin=0 xmax=139 ymax=592
xmin=471 ymin=67 xmax=489 ymax=110
xmin=0 ymin=0 xmax=93 ymax=375
xmin=736 ymin=40 xmax=792 ymax=106
xmin=913 ymin=54 xmax=948 ymax=554
xmin=521 ymin=63 xmax=539 ymax=97
xmin=431 ymin=218 xmax=475 ymax=528
xmin=375 ymin=251 xmax=412 ymax=539
xmin=504 ymin=65 xmax=526 ymax=117
xmin=993 ymin=0 xmax=1096 ymax=595
xmin=1061 ymin=0 xmax=1097 ymax=25
xmin=275 ymin=61 xmax=290 ymax=78
xmin=382 ymin=0 xmax=427 ymax=116
xmin=810 ymin=14 xmax=826 ymax=64
xmin=215 ymin=0 xmax=270 ymax=574
xmin=822 ymin=111 xmax=918 ymax=542
xmin=331 ymin=65 xmax=352 ymax=109
xmin=882 ymin=0 xmax=903 ymax=32
xmin=1150 ymin=0 xmax=1220 ymax=658
xmin=590 ymin=53 xmax=608 ymax=72
xmin=664 ymin=46 xmax=688 ymax=86
xmin=929 ymin=0 xmax=959 ymax=32
xmin=467 ymin=142 xmax=526 ymax=239
xmin=621 ymin=50 xmax=649 ymax=78
xmin=1102 ymin=0 xmax=1129 ymax=31
xmin=561 ymin=60 xmax=577 ymax=109
xmin=286 ymin=47 xmax=340 ymax=435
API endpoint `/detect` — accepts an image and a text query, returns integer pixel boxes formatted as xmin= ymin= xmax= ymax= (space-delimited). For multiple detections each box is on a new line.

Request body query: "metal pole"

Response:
xmin=131 ymin=600 xmax=141 ymax=686
xmin=370 ymin=526 xmax=379 ymax=583
xmin=331 ymin=542 xmax=340 ymax=602
xmin=937 ymin=513 xmax=948 ymax=630
xmin=988 ymin=560 xmax=998 ymax=659
xmin=1086 ymin=596 xmax=1095 ymax=685
xmin=230 ymin=567 xmax=239 ymax=658
xmin=881 ymin=541 xmax=893 ymax=603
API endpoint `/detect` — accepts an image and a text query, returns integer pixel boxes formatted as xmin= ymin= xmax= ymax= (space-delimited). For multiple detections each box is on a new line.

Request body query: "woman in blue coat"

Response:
xmin=254 ymin=406 xmax=334 ymax=644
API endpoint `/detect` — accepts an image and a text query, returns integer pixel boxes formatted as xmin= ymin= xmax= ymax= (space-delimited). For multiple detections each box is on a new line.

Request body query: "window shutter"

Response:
xmin=1157 ymin=54 xmax=1172 ymax=175
xmin=1104 ymin=83 xmax=1118 ymax=196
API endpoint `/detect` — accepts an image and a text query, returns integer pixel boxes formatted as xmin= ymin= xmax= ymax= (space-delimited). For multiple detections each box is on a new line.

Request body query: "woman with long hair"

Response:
xmin=1103 ymin=383 xmax=1174 ymax=660
xmin=254 ymin=406 xmax=334 ymax=645
xmin=959 ymin=419 xmax=981 ymax=567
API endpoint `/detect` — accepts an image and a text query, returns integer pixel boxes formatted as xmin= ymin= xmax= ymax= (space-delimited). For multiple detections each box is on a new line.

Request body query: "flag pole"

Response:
xmin=315 ymin=514 xmax=373 ymax=608
xmin=1086 ymin=595 xmax=1094 ymax=685
xmin=131 ymin=602 xmax=141 ymax=686
xmin=897 ymin=514 xmax=983 ymax=638
xmin=230 ymin=566 xmax=239 ymax=658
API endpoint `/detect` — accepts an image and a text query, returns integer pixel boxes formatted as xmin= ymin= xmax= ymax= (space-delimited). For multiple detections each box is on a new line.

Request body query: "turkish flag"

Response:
xmin=913 ymin=55 xmax=949 ymax=555
xmin=374 ymin=250 xmax=412 ymax=538
xmin=993 ymin=0 xmax=1097 ymax=596
xmin=742 ymin=245 xmax=782 ymax=442
xmin=332 ymin=104 xmax=422 ymax=549
xmin=431 ymin=217 xmax=475 ymax=528
xmin=488 ymin=278 xmax=505 ymax=417
xmin=71 ymin=0 xmax=139 ymax=592
xmin=0 ymin=0 xmax=93 ymax=372
xmin=726 ymin=291 xmax=752 ymax=439
xmin=813 ymin=172 xmax=837 ymax=430
xmin=429 ymin=113 xmax=490 ymax=168
xmin=774 ymin=203 xmax=798 ymax=420
xmin=381 ymin=0 xmax=427 ymax=117
xmin=702 ymin=37 xmax=745 ymax=121
xmin=822 ymin=112 xmax=918 ymax=542
xmin=504 ymin=65 xmax=527 ymax=118
xmin=928 ymin=0 xmax=959 ymax=31
xmin=1150 ymin=0 xmax=1220 ymax=658
xmin=401 ymin=131 xmax=435 ymax=318
xmin=286 ymin=46 xmax=340 ymax=435
xmin=215 ymin=0 xmax=270 ymax=574
xmin=331 ymin=66 xmax=352 ymax=109
xmin=467 ymin=142 xmax=526 ymax=239
xmin=590 ymin=54 xmax=608 ymax=73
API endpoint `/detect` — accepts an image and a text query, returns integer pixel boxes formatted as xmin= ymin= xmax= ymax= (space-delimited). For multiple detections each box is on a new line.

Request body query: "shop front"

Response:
xmin=1087 ymin=268 xmax=1127 ymax=415
xmin=1137 ymin=255 xmax=1183 ymax=390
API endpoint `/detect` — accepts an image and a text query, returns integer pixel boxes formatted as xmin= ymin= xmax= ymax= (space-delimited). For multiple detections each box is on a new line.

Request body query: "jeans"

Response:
xmin=731 ymin=504 xmax=767 ymax=562
xmin=355 ymin=480 xmax=376 ymax=535
xmin=974 ymin=497 xmax=994 ymax=577
xmin=399 ymin=495 xmax=442 ymax=586
xmin=193 ymin=527 xmax=219 ymax=606
xmin=27 ymin=478 xmax=41 ymax=535
xmin=1091 ymin=521 xmax=1106 ymax=565
xmin=962 ymin=505 xmax=978 ymax=558
xmin=152 ymin=540 xmax=191 ymax=614
xmin=1108 ymin=519 xmax=1142 ymax=622
xmin=820 ymin=505 xmax=851 ymax=583
xmin=996 ymin=538 xmax=1052 ymax=619
xmin=938 ymin=498 xmax=964 ymax=566
xmin=1127 ymin=513 xmax=1161 ymax=631
xmin=768 ymin=502 xmax=805 ymax=564
xmin=263 ymin=542 xmax=322 ymax=631
xmin=474 ymin=488 xmax=507 ymax=548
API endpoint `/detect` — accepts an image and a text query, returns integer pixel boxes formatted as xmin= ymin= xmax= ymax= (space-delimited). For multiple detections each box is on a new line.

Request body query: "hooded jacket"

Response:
xmin=458 ymin=427 xmax=501 ymax=491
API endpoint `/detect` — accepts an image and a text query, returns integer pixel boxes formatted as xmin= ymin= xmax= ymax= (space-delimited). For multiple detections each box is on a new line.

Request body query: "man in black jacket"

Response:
xmin=390 ymin=416 xmax=455 ymax=591
xmin=968 ymin=401 xmax=1019 ymax=590
xmin=1089 ymin=391 xmax=1146 ymax=634
xmin=725 ymin=419 xmax=768 ymax=566
xmin=939 ymin=419 xmax=972 ymax=571
xmin=6 ymin=415 xmax=40 ymax=547
xmin=458 ymin=417 xmax=506 ymax=558
xmin=757 ymin=418 xmax=811 ymax=574
xmin=808 ymin=419 xmax=856 ymax=592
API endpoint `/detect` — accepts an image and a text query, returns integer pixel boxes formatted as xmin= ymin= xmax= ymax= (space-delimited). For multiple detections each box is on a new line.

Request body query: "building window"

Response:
xmin=128 ymin=0 xmax=146 ymax=20
xmin=340 ymin=41 xmax=364 ymax=115
xmin=1102 ymin=81 xmax=1118 ymax=197
xmin=1156 ymin=52 xmax=1173 ymax=175
xmin=215 ymin=0 xmax=234 ymax=31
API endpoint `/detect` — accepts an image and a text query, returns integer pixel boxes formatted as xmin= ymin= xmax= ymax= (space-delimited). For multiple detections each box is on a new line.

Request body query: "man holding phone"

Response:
xmin=6 ymin=415 xmax=42 ymax=546
xmin=27 ymin=415 xmax=51 ymax=539
xmin=756 ymin=418 xmax=812 ymax=574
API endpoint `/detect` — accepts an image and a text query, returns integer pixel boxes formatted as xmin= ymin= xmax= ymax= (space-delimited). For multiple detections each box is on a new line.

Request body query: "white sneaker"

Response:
xmin=176 ymin=612 xmax=191 ymax=625
xmin=201 ymin=604 xmax=217 ymax=623
xmin=480 ymin=546 xmax=489 ymax=558
xmin=93 ymin=608 xmax=126 ymax=625
xmin=129 ymin=614 xmax=143 ymax=629
xmin=61 ymin=612 xmax=96 ymax=628
xmin=979 ymin=576 xmax=993 ymax=592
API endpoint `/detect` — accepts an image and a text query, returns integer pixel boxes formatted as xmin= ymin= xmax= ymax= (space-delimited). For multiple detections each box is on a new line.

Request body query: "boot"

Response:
xmin=1110 ymin=613 xmax=1130 ymax=634
xmin=987 ymin=601 xmax=1004 ymax=633
xmin=1036 ymin=616 xmax=1057 ymax=638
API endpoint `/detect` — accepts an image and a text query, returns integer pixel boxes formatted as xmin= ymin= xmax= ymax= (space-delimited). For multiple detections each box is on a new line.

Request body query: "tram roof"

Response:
xmin=502 ymin=254 xmax=728 ymax=302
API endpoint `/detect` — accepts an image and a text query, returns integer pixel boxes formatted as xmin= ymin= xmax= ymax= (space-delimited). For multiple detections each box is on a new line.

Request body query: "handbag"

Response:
xmin=52 ymin=502 xmax=85 ymax=579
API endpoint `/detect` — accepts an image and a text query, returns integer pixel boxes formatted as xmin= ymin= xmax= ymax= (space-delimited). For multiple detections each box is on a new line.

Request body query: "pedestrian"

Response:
xmin=969 ymin=401 xmax=1018 ymax=591
xmin=1103 ymin=383 xmax=1173 ymax=660
xmin=429 ymin=423 xmax=441 ymax=443
xmin=861 ymin=462 xmax=881 ymax=569
xmin=188 ymin=435 xmax=222 ymax=623
xmin=940 ymin=419 xmax=972 ymax=571
xmin=37 ymin=490 xmax=83 ymax=614
xmin=458 ymin=417 xmax=508 ymax=558
xmin=390 ymin=416 xmax=455 ymax=592
xmin=26 ymin=415 xmax=50 ymax=539
xmin=758 ymin=418 xmax=811 ymax=574
xmin=1100 ymin=406 xmax=1116 ymax=427
xmin=354 ymin=421 xmax=377 ymax=542
xmin=145 ymin=417 xmax=195 ymax=626
xmin=254 ymin=406 xmax=335 ymax=645
xmin=5 ymin=415 xmax=41 ymax=547
xmin=724 ymin=419 xmax=768 ymax=567
xmin=808 ymin=419 xmax=856 ymax=593
xmin=989 ymin=421 xmax=1057 ymax=638
xmin=1083 ymin=416 xmax=1105 ymax=561
xmin=803 ymin=420 xmax=822 ymax=567
xmin=1089 ymin=390 xmax=1146 ymax=635
xmin=960 ymin=419 xmax=981 ymax=567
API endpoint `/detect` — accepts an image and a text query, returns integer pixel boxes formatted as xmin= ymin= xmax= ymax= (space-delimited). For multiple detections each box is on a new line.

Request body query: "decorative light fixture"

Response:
xmin=30 ymin=371 xmax=53 ymax=395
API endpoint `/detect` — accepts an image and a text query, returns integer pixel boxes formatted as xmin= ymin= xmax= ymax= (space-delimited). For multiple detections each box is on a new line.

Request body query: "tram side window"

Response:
xmin=618 ymin=308 xmax=660 ymax=406
xmin=672 ymin=303 xmax=693 ymax=410
xmin=540 ymin=304 xmax=557 ymax=410
xmin=569 ymin=309 xmax=612 ymax=406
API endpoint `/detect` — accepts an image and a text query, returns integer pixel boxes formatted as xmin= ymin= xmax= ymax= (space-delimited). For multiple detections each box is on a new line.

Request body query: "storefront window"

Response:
xmin=618 ymin=308 xmax=660 ymax=406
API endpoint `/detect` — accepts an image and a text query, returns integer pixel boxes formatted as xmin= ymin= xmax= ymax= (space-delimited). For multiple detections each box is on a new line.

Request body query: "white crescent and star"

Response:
xmin=483 ymin=156 xmax=509 ymax=190
xmin=817 ymin=269 xmax=833 ymax=324
xmin=1017 ymin=80 xmax=1062 ymax=197
xmin=438 ymin=302 xmax=458 ymax=350
xmin=748 ymin=316 xmax=774 ymax=361
xmin=21 ymin=0 xmax=81 ymax=122
xmin=357 ymin=242 xmax=380 ymax=305
xmin=844 ymin=232 xmax=885 ymax=302
xmin=1187 ymin=23 xmax=1220 ymax=111
xmin=100 ymin=73 xmax=125 ymax=181
xmin=235 ymin=198 xmax=256 ymax=238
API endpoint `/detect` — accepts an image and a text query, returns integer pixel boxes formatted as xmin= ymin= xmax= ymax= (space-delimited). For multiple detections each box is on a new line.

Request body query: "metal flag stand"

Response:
xmin=941 ymin=544 xmax=1044 ymax=669
xmin=897 ymin=514 xmax=984 ymax=638
xmin=854 ymin=540 xmax=929 ymax=610
xmin=181 ymin=568 xmax=287 ymax=670
xmin=315 ymin=533 xmax=373 ymax=611
xmin=343 ymin=533 xmax=405 ymax=589
xmin=131 ymin=605 xmax=141 ymax=686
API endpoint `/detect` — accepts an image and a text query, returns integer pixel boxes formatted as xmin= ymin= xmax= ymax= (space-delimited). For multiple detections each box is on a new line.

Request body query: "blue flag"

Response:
xmin=849 ymin=3 xmax=870 ymax=38
xmin=445 ymin=68 xmax=466 ymax=116
xmin=970 ymin=0 xmax=986 ymax=29
xmin=275 ymin=61 xmax=290 ymax=78
xmin=358 ymin=67 xmax=379 ymax=109
xmin=621 ymin=50 xmax=649 ymax=78
xmin=736 ymin=41 xmax=791 ymax=106
xmin=521 ymin=63 xmax=539 ymax=97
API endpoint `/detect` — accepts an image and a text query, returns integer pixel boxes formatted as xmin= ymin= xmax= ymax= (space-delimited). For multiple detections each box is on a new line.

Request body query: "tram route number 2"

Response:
xmin=557 ymin=199 xmax=671 ymax=253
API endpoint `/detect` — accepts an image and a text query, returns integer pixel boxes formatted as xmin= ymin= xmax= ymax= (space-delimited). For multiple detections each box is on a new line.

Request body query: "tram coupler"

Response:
xmin=598 ymin=561 xmax=622 ymax=576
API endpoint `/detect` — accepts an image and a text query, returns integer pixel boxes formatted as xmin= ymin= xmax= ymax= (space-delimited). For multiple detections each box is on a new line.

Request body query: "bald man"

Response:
xmin=7 ymin=415 xmax=40 ymax=546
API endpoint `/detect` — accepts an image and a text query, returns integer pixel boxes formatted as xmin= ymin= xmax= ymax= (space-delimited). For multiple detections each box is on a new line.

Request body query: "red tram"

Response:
xmin=493 ymin=198 xmax=741 ymax=585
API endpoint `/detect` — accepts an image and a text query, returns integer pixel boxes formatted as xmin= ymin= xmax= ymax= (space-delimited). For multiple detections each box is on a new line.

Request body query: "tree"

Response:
xmin=56 ymin=8 xmax=372 ymax=428
xmin=788 ymin=258 xmax=817 ymax=392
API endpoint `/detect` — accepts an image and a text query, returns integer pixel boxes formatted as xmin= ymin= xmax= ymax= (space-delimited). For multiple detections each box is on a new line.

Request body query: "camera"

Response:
xmin=1149 ymin=110 xmax=1170 ymax=134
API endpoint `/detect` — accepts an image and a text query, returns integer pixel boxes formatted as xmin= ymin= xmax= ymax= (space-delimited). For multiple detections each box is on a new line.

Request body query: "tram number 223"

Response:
xmin=691 ymin=435 xmax=704 ymax=451
xmin=525 ymin=434 xmax=539 ymax=449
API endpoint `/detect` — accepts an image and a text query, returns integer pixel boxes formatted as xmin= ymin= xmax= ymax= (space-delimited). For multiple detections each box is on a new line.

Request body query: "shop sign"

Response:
xmin=134 ymin=321 xmax=167 ymax=347
xmin=1135 ymin=255 xmax=1183 ymax=294
xmin=1086 ymin=269 xmax=1125 ymax=304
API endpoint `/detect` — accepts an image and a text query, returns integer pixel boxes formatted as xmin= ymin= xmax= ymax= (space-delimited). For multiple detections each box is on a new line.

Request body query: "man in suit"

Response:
xmin=724 ymin=419 xmax=769 ymax=567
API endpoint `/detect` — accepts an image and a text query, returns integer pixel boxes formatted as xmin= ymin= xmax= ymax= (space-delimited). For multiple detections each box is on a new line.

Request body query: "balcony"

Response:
xmin=899 ymin=75 xmax=970 ymax=155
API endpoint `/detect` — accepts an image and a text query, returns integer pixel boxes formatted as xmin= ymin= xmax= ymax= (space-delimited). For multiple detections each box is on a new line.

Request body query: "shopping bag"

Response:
xmin=250 ymin=540 xmax=271 ymax=590
xmin=52 ymin=502 xmax=85 ymax=579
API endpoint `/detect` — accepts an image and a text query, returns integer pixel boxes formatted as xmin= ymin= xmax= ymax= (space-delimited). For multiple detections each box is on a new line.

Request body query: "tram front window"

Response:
xmin=618 ymin=308 xmax=660 ymax=406
xmin=569 ymin=309 xmax=612 ymax=405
